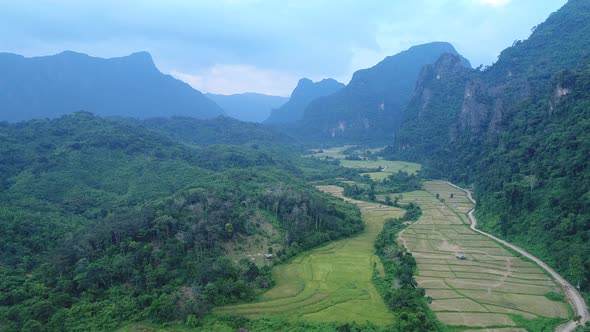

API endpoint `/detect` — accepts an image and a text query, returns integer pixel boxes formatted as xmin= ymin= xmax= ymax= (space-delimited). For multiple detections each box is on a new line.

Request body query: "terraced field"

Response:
xmin=217 ymin=185 xmax=403 ymax=325
xmin=397 ymin=181 xmax=570 ymax=330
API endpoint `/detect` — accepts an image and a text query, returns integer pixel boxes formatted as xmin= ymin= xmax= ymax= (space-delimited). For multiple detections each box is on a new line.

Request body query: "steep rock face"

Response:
xmin=459 ymin=80 xmax=490 ymax=133
xmin=264 ymin=78 xmax=344 ymax=124
xmin=394 ymin=54 xmax=473 ymax=157
xmin=404 ymin=0 xmax=590 ymax=143
xmin=297 ymin=42 xmax=471 ymax=143
xmin=0 ymin=51 xmax=224 ymax=122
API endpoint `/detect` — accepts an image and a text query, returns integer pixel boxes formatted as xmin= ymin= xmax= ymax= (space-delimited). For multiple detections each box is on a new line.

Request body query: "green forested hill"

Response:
xmin=0 ymin=112 xmax=363 ymax=331
xmin=117 ymin=116 xmax=294 ymax=147
xmin=386 ymin=0 xmax=590 ymax=297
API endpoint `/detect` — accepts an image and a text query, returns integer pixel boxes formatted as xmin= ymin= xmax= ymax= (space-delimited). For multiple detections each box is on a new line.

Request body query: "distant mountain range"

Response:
xmin=206 ymin=93 xmax=287 ymax=123
xmin=295 ymin=42 xmax=470 ymax=143
xmin=265 ymin=78 xmax=345 ymax=124
xmin=0 ymin=51 xmax=224 ymax=122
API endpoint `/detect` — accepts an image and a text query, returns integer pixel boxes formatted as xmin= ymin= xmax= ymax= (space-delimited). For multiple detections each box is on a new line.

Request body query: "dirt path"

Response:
xmin=447 ymin=182 xmax=589 ymax=331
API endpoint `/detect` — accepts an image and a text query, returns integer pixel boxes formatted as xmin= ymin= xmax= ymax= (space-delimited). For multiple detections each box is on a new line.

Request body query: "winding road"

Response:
xmin=447 ymin=182 xmax=589 ymax=332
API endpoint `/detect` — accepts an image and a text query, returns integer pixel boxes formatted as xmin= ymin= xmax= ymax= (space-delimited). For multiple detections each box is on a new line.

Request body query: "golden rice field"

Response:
xmin=396 ymin=181 xmax=570 ymax=330
xmin=217 ymin=185 xmax=404 ymax=325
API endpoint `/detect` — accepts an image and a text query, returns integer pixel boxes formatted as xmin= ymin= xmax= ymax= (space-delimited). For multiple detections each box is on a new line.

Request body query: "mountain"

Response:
xmin=264 ymin=78 xmax=344 ymax=124
xmin=0 ymin=51 xmax=224 ymax=122
xmin=387 ymin=0 xmax=590 ymax=293
xmin=206 ymin=93 xmax=287 ymax=122
xmin=298 ymin=42 xmax=471 ymax=143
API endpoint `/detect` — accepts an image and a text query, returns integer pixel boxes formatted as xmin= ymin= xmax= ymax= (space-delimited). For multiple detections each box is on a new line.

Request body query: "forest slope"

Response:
xmin=0 ymin=112 xmax=363 ymax=331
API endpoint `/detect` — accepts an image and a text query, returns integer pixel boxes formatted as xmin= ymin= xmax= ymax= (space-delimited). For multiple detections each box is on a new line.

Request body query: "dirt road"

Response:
xmin=447 ymin=182 xmax=589 ymax=331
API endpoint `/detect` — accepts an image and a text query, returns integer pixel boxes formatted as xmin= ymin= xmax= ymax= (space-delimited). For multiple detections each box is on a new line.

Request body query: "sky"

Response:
xmin=0 ymin=0 xmax=567 ymax=96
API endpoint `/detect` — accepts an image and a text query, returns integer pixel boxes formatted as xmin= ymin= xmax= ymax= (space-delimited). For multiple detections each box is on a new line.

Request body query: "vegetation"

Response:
xmin=343 ymin=171 xmax=422 ymax=202
xmin=217 ymin=185 xmax=400 ymax=326
xmin=373 ymin=206 xmax=444 ymax=332
xmin=118 ymin=316 xmax=395 ymax=332
xmin=0 ymin=113 xmax=363 ymax=331
xmin=116 ymin=116 xmax=293 ymax=147
xmin=398 ymin=182 xmax=570 ymax=330
xmin=385 ymin=0 xmax=590 ymax=297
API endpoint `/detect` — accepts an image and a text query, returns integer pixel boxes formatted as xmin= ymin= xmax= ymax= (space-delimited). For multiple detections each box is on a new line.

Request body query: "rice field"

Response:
xmin=340 ymin=159 xmax=421 ymax=179
xmin=308 ymin=146 xmax=355 ymax=159
xmin=307 ymin=145 xmax=421 ymax=179
xmin=217 ymin=185 xmax=404 ymax=325
xmin=397 ymin=181 xmax=570 ymax=330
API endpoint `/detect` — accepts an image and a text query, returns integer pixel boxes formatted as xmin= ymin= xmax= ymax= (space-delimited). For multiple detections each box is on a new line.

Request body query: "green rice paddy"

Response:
xmin=217 ymin=185 xmax=403 ymax=325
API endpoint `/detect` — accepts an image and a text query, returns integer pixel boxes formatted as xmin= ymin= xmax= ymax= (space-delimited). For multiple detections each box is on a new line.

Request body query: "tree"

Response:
xmin=569 ymin=255 xmax=585 ymax=290
xmin=225 ymin=223 xmax=234 ymax=235
xmin=525 ymin=175 xmax=538 ymax=193
xmin=385 ymin=196 xmax=392 ymax=206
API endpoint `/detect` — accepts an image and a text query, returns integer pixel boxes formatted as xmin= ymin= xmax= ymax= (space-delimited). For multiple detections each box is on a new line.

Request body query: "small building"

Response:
xmin=264 ymin=254 xmax=273 ymax=260
xmin=456 ymin=254 xmax=466 ymax=260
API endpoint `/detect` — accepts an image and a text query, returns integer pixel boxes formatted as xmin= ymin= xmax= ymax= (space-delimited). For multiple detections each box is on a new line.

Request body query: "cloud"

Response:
xmin=170 ymin=65 xmax=301 ymax=96
xmin=477 ymin=0 xmax=512 ymax=7
xmin=0 ymin=0 xmax=567 ymax=95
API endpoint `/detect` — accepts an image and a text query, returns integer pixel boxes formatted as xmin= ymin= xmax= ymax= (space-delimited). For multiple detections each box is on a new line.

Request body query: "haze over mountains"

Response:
xmin=0 ymin=51 xmax=224 ymax=122
xmin=297 ymin=42 xmax=471 ymax=143
xmin=265 ymin=78 xmax=345 ymax=124
xmin=206 ymin=93 xmax=287 ymax=123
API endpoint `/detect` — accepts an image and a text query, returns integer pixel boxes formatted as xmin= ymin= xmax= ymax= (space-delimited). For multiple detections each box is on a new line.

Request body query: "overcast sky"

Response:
xmin=1 ymin=0 xmax=567 ymax=96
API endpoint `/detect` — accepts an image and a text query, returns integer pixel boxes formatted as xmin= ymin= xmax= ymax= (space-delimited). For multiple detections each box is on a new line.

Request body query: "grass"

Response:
xmin=340 ymin=159 xmax=421 ymax=178
xmin=308 ymin=146 xmax=355 ymax=159
xmin=216 ymin=185 xmax=404 ymax=326
xmin=222 ymin=211 xmax=283 ymax=266
xmin=396 ymin=180 xmax=571 ymax=330
xmin=307 ymin=145 xmax=421 ymax=180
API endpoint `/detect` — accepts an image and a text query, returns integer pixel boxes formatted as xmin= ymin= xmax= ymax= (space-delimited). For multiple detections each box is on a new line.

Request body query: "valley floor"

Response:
xmin=217 ymin=185 xmax=404 ymax=325
xmin=218 ymin=147 xmax=576 ymax=330
xmin=396 ymin=181 xmax=570 ymax=331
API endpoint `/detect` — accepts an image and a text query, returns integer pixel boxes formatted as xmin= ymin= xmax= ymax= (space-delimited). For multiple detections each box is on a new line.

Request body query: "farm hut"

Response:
xmin=455 ymin=254 xmax=466 ymax=260
xmin=264 ymin=254 xmax=273 ymax=260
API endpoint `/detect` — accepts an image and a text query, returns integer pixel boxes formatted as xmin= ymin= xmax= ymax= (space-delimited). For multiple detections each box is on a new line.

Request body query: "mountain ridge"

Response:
xmin=264 ymin=78 xmax=344 ymax=124
xmin=0 ymin=51 xmax=224 ymax=122
xmin=296 ymin=42 xmax=471 ymax=143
